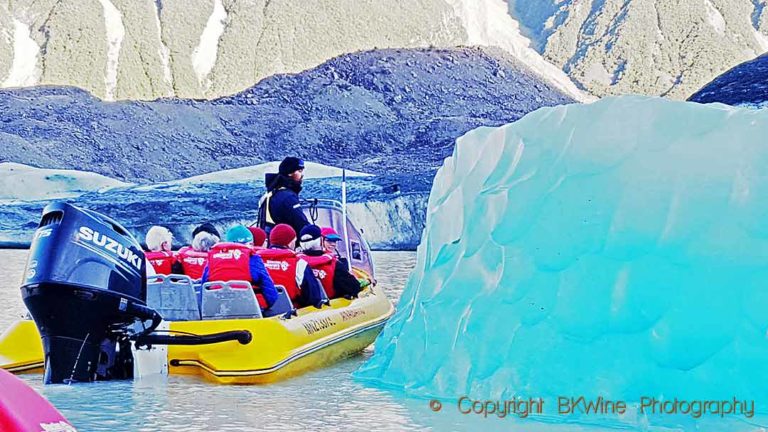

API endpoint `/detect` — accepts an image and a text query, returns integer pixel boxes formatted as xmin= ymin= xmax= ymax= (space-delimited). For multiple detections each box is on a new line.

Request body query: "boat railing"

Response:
xmin=299 ymin=198 xmax=344 ymax=211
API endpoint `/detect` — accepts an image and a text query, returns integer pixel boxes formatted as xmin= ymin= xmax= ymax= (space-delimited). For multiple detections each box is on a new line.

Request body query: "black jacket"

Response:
xmin=303 ymin=250 xmax=361 ymax=298
xmin=171 ymin=260 xmax=184 ymax=275
xmin=264 ymin=174 xmax=309 ymax=236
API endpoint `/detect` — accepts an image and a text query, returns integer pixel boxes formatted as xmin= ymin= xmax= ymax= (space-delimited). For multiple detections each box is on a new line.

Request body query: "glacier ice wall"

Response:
xmin=356 ymin=96 xmax=768 ymax=414
xmin=0 ymin=163 xmax=430 ymax=250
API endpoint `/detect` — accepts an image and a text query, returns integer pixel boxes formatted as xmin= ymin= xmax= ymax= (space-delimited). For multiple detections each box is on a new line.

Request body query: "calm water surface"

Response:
xmin=2 ymin=250 xmax=460 ymax=432
xmin=2 ymin=250 xmax=756 ymax=432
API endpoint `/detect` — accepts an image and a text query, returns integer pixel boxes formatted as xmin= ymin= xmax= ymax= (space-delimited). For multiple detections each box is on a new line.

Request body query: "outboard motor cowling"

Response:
xmin=21 ymin=202 xmax=160 ymax=384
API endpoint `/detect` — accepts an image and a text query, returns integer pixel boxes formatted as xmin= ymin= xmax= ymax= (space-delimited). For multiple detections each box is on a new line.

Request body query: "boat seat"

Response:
xmin=192 ymin=282 xmax=203 ymax=309
xmin=146 ymin=274 xmax=201 ymax=321
xmin=201 ymin=280 xmax=263 ymax=320
xmin=262 ymin=285 xmax=295 ymax=318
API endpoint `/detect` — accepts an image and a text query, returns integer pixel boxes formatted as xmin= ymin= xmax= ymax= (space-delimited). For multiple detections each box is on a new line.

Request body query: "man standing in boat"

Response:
xmin=260 ymin=157 xmax=310 ymax=238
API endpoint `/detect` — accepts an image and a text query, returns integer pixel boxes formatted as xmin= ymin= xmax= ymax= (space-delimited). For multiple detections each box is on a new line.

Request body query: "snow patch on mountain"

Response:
xmin=1 ymin=19 xmax=40 ymax=88
xmin=753 ymin=29 xmax=768 ymax=52
xmin=97 ymin=0 xmax=125 ymax=101
xmin=445 ymin=0 xmax=593 ymax=102
xmin=704 ymin=0 xmax=727 ymax=34
xmin=192 ymin=0 xmax=227 ymax=90
xmin=154 ymin=1 xmax=174 ymax=95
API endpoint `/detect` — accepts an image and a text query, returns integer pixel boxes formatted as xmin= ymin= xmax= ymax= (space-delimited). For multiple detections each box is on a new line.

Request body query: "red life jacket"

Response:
xmin=256 ymin=248 xmax=300 ymax=302
xmin=298 ymin=253 xmax=337 ymax=299
xmin=207 ymin=243 xmax=266 ymax=308
xmin=145 ymin=250 xmax=176 ymax=275
xmin=177 ymin=246 xmax=208 ymax=280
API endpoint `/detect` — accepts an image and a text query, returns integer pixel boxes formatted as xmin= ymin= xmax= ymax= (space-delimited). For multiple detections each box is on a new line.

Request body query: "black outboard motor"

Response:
xmin=21 ymin=202 xmax=161 ymax=384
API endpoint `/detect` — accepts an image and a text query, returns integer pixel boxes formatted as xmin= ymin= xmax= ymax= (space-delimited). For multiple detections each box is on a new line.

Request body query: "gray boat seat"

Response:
xmin=201 ymin=280 xmax=262 ymax=320
xmin=262 ymin=285 xmax=295 ymax=317
xmin=146 ymin=274 xmax=201 ymax=321
xmin=193 ymin=282 xmax=203 ymax=308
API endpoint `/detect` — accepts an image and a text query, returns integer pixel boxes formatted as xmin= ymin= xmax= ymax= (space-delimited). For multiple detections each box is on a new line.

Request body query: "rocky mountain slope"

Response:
xmin=2 ymin=0 xmax=768 ymax=101
xmin=510 ymin=0 xmax=768 ymax=98
xmin=688 ymin=52 xmax=768 ymax=107
xmin=0 ymin=0 xmax=587 ymax=101
xmin=0 ymin=47 xmax=576 ymax=249
xmin=0 ymin=47 xmax=575 ymax=183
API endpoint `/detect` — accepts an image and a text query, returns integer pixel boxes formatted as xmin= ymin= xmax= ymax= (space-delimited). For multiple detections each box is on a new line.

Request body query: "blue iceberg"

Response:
xmin=356 ymin=96 xmax=768 ymax=426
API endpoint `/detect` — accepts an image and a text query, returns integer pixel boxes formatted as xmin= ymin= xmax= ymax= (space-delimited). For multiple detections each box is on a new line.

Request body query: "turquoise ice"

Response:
xmin=356 ymin=96 xmax=768 ymax=425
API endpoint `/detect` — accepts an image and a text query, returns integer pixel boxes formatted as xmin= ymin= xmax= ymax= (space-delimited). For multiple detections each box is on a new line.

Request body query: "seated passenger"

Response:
xmin=200 ymin=225 xmax=277 ymax=310
xmin=256 ymin=223 xmax=326 ymax=308
xmin=176 ymin=223 xmax=220 ymax=279
xmin=321 ymin=227 xmax=342 ymax=257
xmin=145 ymin=226 xmax=176 ymax=275
xmin=248 ymin=226 xmax=267 ymax=249
xmin=319 ymin=226 xmax=374 ymax=287
xmin=298 ymin=225 xmax=362 ymax=299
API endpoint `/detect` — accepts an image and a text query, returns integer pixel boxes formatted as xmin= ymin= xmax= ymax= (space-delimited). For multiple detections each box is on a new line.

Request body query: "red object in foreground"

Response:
xmin=0 ymin=368 xmax=77 ymax=432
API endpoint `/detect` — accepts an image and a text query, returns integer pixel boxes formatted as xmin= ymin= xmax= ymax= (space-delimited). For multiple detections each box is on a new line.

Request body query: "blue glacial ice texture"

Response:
xmin=355 ymin=96 xmax=768 ymax=417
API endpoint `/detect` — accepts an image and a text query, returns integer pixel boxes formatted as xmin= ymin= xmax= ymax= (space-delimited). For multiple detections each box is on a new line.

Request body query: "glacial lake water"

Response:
xmin=1 ymin=249 xmax=762 ymax=432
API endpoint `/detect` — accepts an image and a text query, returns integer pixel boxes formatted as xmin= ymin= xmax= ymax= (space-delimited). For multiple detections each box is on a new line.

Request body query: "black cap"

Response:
xmin=279 ymin=157 xmax=305 ymax=175
xmin=192 ymin=222 xmax=220 ymax=239
xmin=299 ymin=224 xmax=322 ymax=243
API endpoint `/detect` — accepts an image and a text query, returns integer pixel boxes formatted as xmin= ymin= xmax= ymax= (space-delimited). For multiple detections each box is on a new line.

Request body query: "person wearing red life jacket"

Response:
xmin=175 ymin=223 xmax=220 ymax=279
xmin=320 ymin=226 xmax=342 ymax=258
xmin=144 ymin=225 xmax=177 ymax=275
xmin=298 ymin=225 xmax=362 ymax=299
xmin=257 ymin=223 xmax=326 ymax=308
xmin=200 ymin=225 xmax=277 ymax=309
xmin=248 ymin=226 xmax=267 ymax=249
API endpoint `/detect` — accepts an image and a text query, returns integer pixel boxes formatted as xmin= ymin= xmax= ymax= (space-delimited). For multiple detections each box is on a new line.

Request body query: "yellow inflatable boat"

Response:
xmin=169 ymin=285 xmax=392 ymax=384
xmin=1 ymin=284 xmax=393 ymax=384
xmin=2 ymin=199 xmax=394 ymax=385
xmin=0 ymin=320 xmax=44 ymax=374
